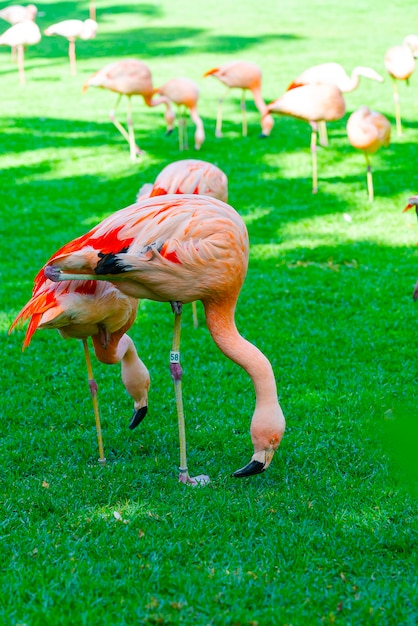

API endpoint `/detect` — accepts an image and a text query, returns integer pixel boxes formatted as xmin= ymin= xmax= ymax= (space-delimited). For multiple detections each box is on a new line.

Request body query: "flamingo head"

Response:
xmin=232 ymin=403 xmax=286 ymax=478
xmin=403 ymin=195 xmax=418 ymax=213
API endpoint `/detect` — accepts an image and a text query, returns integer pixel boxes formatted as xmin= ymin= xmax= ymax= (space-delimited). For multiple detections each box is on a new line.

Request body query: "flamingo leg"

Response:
xmin=241 ymin=89 xmax=247 ymax=137
xmin=216 ymin=86 xmax=229 ymax=137
xmin=109 ymin=95 xmax=141 ymax=159
xmin=90 ymin=0 xmax=96 ymax=20
xmin=17 ymin=44 xmax=25 ymax=86
xmin=170 ymin=302 xmax=209 ymax=486
xmin=392 ymin=79 xmax=402 ymax=136
xmin=365 ymin=153 xmax=374 ymax=202
xmin=318 ymin=120 xmax=328 ymax=147
xmin=82 ymin=338 xmax=106 ymax=465
xmin=68 ymin=39 xmax=76 ymax=76
xmin=310 ymin=124 xmax=318 ymax=194
xmin=191 ymin=301 xmax=198 ymax=329
xmin=126 ymin=96 xmax=139 ymax=161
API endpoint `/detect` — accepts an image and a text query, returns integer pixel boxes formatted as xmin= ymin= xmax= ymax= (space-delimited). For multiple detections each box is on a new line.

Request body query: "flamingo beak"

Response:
xmin=232 ymin=449 xmax=275 ymax=478
xmin=128 ymin=405 xmax=148 ymax=430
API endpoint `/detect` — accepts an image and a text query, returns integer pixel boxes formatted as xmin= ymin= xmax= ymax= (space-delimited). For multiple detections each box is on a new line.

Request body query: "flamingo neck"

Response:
xmin=203 ymin=300 xmax=278 ymax=405
xmin=250 ymin=86 xmax=268 ymax=115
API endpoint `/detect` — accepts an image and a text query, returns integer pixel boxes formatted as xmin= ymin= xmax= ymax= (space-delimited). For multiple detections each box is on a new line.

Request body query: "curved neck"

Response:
xmin=203 ymin=300 xmax=278 ymax=404
xmin=251 ymin=86 xmax=268 ymax=115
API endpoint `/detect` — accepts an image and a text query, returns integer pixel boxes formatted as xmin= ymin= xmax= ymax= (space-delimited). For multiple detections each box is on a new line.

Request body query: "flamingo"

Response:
xmin=153 ymin=77 xmax=205 ymax=151
xmin=44 ymin=18 xmax=98 ymax=76
xmin=9 ymin=274 xmax=150 ymax=464
xmin=384 ymin=44 xmax=415 ymax=136
xmin=0 ymin=19 xmax=41 ymax=84
xmin=83 ymin=59 xmax=175 ymax=161
xmin=264 ymin=83 xmax=346 ymax=193
xmin=90 ymin=1 xmax=96 ymax=20
xmin=40 ymin=194 xmax=286 ymax=484
xmin=0 ymin=3 xmax=37 ymax=24
xmin=346 ymin=106 xmax=390 ymax=202
xmin=136 ymin=159 xmax=228 ymax=203
xmin=287 ymin=62 xmax=384 ymax=145
xmin=403 ymin=195 xmax=418 ymax=298
xmin=136 ymin=157 xmax=228 ymax=329
xmin=203 ymin=60 xmax=274 ymax=138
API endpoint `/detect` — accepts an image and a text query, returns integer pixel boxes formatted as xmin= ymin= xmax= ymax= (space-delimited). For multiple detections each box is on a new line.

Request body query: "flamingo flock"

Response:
xmin=4 ymin=3 xmax=417 ymax=484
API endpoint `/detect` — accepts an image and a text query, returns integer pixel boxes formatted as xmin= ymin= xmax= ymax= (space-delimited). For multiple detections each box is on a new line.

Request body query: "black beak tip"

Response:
xmin=258 ymin=133 xmax=268 ymax=139
xmin=231 ymin=459 xmax=265 ymax=478
xmin=128 ymin=406 xmax=148 ymax=430
xmin=166 ymin=128 xmax=174 ymax=136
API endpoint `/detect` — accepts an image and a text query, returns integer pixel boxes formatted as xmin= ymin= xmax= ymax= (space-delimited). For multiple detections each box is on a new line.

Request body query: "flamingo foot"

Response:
xmin=178 ymin=472 xmax=210 ymax=486
xmin=215 ymin=129 xmax=223 ymax=138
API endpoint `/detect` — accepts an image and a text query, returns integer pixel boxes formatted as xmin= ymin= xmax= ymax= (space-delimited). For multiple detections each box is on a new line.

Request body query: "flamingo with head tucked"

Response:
xmin=384 ymin=44 xmax=415 ymax=136
xmin=346 ymin=106 xmax=390 ymax=202
xmin=40 ymin=194 xmax=286 ymax=485
xmin=0 ymin=19 xmax=40 ymax=84
xmin=83 ymin=59 xmax=175 ymax=161
xmin=203 ymin=60 xmax=274 ymax=138
xmin=44 ymin=18 xmax=98 ymax=75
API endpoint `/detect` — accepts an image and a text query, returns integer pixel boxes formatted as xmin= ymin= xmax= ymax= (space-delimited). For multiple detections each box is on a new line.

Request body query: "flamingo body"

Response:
xmin=44 ymin=194 xmax=286 ymax=478
xmin=203 ymin=60 xmax=274 ymax=137
xmin=288 ymin=62 xmax=384 ymax=93
xmin=385 ymin=45 xmax=415 ymax=80
xmin=154 ymin=77 xmax=205 ymax=150
xmin=137 ymin=159 xmax=228 ymax=203
xmin=44 ymin=18 xmax=97 ymax=41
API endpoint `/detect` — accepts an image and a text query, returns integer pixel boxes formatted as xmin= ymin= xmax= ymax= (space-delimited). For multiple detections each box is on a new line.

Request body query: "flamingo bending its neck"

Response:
xmin=42 ymin=194 xmax=286 ymax=484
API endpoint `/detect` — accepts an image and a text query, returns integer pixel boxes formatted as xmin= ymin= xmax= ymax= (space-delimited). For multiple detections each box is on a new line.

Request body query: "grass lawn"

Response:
xmin=1 ymin=0 xmax=418 ymax=623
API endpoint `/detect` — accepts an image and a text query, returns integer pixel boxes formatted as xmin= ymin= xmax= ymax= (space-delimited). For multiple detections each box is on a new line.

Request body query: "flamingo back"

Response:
xmin=83 ymin=59 xmax=154 ymax=96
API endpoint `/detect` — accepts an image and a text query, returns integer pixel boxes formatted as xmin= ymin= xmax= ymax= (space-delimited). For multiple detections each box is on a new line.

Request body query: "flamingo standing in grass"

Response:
xmin=83 ymin=59 xmax=175 ymax=161
xmin=346 ymin=106 xmax=390 ymax=202
xmin=287 ymin=62 xmax=384 ymax=145
xmin=41 ymin=194 xmax=286 ymax=485
xmin=384 ymin=44 xmax=415 ymax=136
xmin=264 ymin=83 xmax=346 ymax=193
xmin=203 ymin=60 xmax=274 ymax=138
xmin=0 ymin=19 xmax=41 ymax=84
xmin=153 ymin=77 xmax=205 ymax=151
xmin=44 ymin=18 xmax=98 ymax=76
xmin=10 ymin=272 xmax=150 ymax=464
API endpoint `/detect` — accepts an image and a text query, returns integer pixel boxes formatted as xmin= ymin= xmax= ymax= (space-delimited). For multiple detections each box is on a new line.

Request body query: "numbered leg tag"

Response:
xmin=170 ymin=351 xmax=180 ymax=364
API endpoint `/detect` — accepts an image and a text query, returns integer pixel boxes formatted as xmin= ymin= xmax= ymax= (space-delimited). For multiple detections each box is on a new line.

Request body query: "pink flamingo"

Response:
xmin=384 ymin=44 xmax=415 ymax=136
xmin=203 ymin=60 xmax=274 ymax=138
xmin=44 ymin=18 xmax=98 ymax=76
xmin=0 ymin=3 xmax=37 ymax=24
xmin=0 ymin=19 xmax=41 ymax=84
xmin=10 ymin=274 xmax=150 ymax=464
xmin=41 ymin=194 xmax=286 ymax=484
xmin=346 ymin=106 xmax=390 ymax=202
xmin=264 ymin=83 xmax=346 ymax=193
xmin=83 ymin=59 xmax=175 ymax=161
xmin=153 ymin=77 xmax=205 ymax=151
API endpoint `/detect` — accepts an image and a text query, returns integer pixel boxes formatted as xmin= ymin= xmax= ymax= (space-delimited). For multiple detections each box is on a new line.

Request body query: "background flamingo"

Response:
xmin=0 ymin=3 xmax=37 ymax=24
xmin=384 ymin=44 xmax=415 ymax=136
xmin=203 ymin=60 xmax=274 ymax=138
xmin=42 ymin=194 xmax=286 ymax=485
xmin=44 ymin=18 xmax=98 ymax=76
xmin=264 ymin=83 xmax=346 ymax=193
xmin=136 ymin=158 xmax=228 ymax=203
xmin=346 ymin=106 xmax=391 ymax=202
xmin=10 ymin=273 xmax=150 ymax=464
xmin=83 ymin=59 xmax=175 ymax=161
xmin=153 ymin=77 xmax=205 ymax=151
xmin=0 ymin=19 xmax=41 ymax=84
xmin=287 ymin=62 xmax=384 ymax=145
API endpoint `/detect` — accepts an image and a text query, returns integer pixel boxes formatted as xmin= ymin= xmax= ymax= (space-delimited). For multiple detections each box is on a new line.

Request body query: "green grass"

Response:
xmin=2 ymin=0 xmax=418 ymax=624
